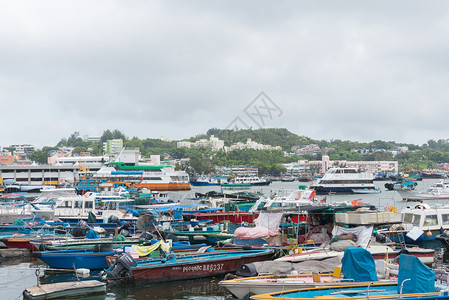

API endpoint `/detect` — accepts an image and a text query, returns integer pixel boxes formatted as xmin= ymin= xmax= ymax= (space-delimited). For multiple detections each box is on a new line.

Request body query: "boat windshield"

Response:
xmin=403 ymin=213 xmax=413 ymax=223
xmin=423 ymin=214 xmax=438 ymax=226
xmin=412 ymin=215 xmax=421 ymax=226
xmin=442 ymin=214 xmax=449 ymax=225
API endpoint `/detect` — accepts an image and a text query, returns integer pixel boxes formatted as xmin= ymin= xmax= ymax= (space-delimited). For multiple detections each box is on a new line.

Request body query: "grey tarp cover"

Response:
xmin=250 ymin=256 xmax=341 ymax=275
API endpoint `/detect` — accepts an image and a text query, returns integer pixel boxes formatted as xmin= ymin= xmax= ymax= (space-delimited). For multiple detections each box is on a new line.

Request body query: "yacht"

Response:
xmin=232 ymin=176 xmax=271 ymax=186
xmin=397 ymin=179 xmax=449 ymax=200
xmin=310 ymin=168 xmax=375 ymax=195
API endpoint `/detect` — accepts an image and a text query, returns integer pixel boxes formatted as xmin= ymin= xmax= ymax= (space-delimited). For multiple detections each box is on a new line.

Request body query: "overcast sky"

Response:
xmin=1 ymin=1 xmax=449 ymax=148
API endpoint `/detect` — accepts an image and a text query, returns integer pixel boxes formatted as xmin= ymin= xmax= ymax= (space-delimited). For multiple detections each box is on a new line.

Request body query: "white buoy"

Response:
xmin=75 ymin=268 xmax=90 ymax=277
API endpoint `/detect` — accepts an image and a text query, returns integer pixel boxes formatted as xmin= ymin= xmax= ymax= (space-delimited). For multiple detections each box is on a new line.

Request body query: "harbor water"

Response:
xmin=1 ymin=179 xmax=448 ymax=299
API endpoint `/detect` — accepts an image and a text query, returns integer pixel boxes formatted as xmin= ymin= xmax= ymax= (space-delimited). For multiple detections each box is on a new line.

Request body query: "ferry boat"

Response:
xmin=310 ymin=168 xmax=375 ymax=195
xmin=190 ymin=175 xmax=222 ymax=186
xmin=90 ymin=162 xmax=190 ymax=191
xmin=230 ymin=176 xmax=271 ymax=186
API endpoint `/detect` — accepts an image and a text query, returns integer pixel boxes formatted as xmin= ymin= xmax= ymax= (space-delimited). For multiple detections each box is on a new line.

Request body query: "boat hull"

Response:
xmin=130 ymin=250 xmax=274 ymax=284
xmin=190 ymin=182 xmax=220 ymax=186
xmin=313 ymin=186 xmax=376 ymax=195
xmin=33 ymin=250 xmax=116 ymax=269
xmin=134 ymin=183 xmax=191 ymax=191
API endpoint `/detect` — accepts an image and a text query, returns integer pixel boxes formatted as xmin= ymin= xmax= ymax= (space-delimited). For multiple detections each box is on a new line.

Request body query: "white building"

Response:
xmin=285 ymin=155 xmax=399 ymax=175
xmin=177 ymin=135 xmax=224 ymax=151
xmin=224 ymin=138 xmax=282 ymax=152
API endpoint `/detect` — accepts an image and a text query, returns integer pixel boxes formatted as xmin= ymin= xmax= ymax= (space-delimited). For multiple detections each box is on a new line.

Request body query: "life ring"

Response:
xmin=413 ymin=203 xmax=430 ymax=210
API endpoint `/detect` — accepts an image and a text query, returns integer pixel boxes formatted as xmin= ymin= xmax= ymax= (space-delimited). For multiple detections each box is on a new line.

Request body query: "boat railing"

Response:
xmin=0 ymin=203 xmax=31 ymax=215
xmin=399 ymin=278 xmax=412 ymax=298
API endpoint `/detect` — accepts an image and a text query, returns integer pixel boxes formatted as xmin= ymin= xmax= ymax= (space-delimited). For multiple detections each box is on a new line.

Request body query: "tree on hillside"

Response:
xmin=29 ymin=150 xmax=48 ymax=164
xmin=101 ymin=130 xmax=114 ymax=142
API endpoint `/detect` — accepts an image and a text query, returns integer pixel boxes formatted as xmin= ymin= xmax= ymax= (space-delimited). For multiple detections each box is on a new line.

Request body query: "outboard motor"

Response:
xmin=236 ymin=263 xmax=258 ymax=277
xmin=54 ymin=225 xmax=67 ymax=235
xmin=140 ymin=231 xmax=155 ymax=240
xmin=105 ymin=253 xmax=137 ymax=281
xmin=374 ymin=232 xmax=391 ymax=243
xmin=118 ymin=222 xmax=132 ymax=237
xmin=77 ymin=220 xmax=89 ymax=229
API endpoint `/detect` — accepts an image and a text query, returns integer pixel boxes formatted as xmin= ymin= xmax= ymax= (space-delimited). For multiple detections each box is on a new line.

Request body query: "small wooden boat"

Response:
xmin=105 ymin=248 xmax=274 ymax=284
xmin=251 ymin=252 xmax=441 ymax=300
xmin=30 ymin=235 xmax=142 ymax=251
xmin=23 ymin=280 xmax=106 ymax=300
xmin=0 ymin=233 xmax=71 ymax=251
xmin=250 ymin=282 xmax=444 ymax=299
xmin=33 ymin=241 xmax=208 ymax=269
xmin=32 ymin=244 xmax=116 ymax=269
xmin=220 ymin=272 xmax=397 ymax=299
xmin=163 ymin=229 xmax=234 ymax=245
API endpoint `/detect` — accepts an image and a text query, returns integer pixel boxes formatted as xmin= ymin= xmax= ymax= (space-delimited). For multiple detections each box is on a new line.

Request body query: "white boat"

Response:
xmin=248 ymin=189 xmax=316 ymax=213
xmin=377 ymin=203 xmax=449 ymax=243
xmin=92 ymin=162 xmax=191 ymax=191
xmin=219 ymin=273 xmax=395 ymax=300
xmin=398 ymin=179 xmax=449 ymax=200
xmin=276 ymin=225 xmax=435 ymax=266
xmin=310 ymin=168 xmax=375 ymax=195
xmin=231 ymin=176 xmax=271 ymax=186
xmin=351 ymin=187 xmax=381 ymax=194
xmin=29 ymin=188 xmax=135 ymax=222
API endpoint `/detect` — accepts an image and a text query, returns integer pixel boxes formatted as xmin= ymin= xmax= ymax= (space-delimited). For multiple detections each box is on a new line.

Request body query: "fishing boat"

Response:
xmin=377 ymin=203 xmax=449 ymax=243
xmin=310 ymin=168 xmax=376 ymax=195
xmin=384 ymin=180 xmax=417 ymax=191
xmin=251 ymin=253 xmax=443 ymax=300
xmin=105 ymin=248 xmax=274 ymax=284
xmin=277 ymin=225 xmax=435 ymax=266
xmin=220 ymin=247 xmax=396 ymax=299
xmin=31 ymin=240 xmax=203 ymax=269
xmin=32 ymin=244 xmax=117 ymax=269
xmin=162 ymin=229 xmax=234 ymax=245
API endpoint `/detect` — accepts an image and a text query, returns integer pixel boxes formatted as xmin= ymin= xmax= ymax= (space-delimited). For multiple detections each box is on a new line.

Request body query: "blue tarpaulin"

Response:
xmin=86 ymin=229 xmax=101 ymax=239
xmin=341 ymin=247 xmax=377 ymax=282
xmin=398 ymin=254 xmax=435 ymax=294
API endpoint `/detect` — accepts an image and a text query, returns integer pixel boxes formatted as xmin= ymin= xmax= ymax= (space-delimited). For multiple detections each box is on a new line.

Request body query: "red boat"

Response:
xmin=105 ymin=249 xmax=274 ymax=284
xmin=0 ymin=235 xmax=38 ymax=251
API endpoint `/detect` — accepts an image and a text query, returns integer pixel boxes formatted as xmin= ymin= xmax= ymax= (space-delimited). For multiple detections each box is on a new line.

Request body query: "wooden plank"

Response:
xmin=24 ymin=280 xmax=106 ymax=299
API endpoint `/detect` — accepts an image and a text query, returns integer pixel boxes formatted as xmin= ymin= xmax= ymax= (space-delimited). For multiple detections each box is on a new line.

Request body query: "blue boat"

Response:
xmin=32 ymin=245 xmax=116 ymax=269
xmin=32 ymin=240 xmax=208 ymax=269
xmin=251 ymin=249 xmax=445 ymax=300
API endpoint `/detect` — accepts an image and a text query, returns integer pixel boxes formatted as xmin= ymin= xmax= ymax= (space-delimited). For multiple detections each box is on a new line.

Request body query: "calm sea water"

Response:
xmin=0 ymin=179 xmax=446 ymax=299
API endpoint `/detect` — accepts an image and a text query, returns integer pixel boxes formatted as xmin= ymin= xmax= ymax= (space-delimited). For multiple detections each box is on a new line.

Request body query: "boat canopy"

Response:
xmin=398 ymin=254 xmax=435 ymax=294
xmin=341 ymin=247 xmax=377 ymax=282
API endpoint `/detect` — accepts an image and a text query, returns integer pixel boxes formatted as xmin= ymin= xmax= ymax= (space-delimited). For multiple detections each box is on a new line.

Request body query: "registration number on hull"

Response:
xmin=182 ymin=263 xmax=224 ymax=273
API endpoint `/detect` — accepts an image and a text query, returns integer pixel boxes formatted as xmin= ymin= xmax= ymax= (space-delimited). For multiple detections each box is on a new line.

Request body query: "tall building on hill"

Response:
xmin=103 ymin=139 xmax=123 ymax=154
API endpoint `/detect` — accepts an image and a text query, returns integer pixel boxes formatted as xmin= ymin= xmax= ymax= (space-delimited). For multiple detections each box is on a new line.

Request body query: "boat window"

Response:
xmin=257 ymin=201 xmax=266 ymax=208
xmin=403 ymin=213 xmax=413 ymax=223
xmin=442 ymin=214 xmax=449 ymax=225
xmin=423 ymin=214 xmax=438 ymax=226
xmin=412 ymin=215 xmax=421 ymax=226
